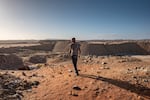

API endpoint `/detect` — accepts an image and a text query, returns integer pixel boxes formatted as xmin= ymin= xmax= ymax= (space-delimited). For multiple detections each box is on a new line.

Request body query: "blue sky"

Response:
xmin=0 ymin=0 xmax=150 ymax=40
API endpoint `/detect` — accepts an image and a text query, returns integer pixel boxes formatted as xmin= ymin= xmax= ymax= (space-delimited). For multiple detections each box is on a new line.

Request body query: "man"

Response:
xmin=69 ymin=37 xmax=81 ymax=76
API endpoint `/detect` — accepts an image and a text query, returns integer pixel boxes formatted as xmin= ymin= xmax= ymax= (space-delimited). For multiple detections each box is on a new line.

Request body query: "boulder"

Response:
xmin=72 ymin=85 xmax=81 ymax=90
xmin=0 ymin=54 xmax=24 ymax=70
xmin=29 ymin=55 xmax=47 ymax=64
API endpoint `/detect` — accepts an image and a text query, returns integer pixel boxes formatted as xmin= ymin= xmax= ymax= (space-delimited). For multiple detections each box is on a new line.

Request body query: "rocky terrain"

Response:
xmin=0 ymin=40 xmax=150 ymax=100
xmin=0 ymin=73 xmax=39 ymax=100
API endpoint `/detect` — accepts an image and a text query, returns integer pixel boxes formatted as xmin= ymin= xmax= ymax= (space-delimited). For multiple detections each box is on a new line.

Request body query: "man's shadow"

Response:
xmin=79 ymin=74 xmax=150 ymax=99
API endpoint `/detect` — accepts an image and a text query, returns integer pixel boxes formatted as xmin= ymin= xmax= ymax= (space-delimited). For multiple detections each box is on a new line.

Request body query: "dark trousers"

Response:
xmin=71 ymin=55 xmax=79 ymax=75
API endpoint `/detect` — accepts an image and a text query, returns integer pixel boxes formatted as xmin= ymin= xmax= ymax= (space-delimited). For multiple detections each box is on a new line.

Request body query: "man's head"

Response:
xmin=72 ymin=37 xmax=76 ymax=43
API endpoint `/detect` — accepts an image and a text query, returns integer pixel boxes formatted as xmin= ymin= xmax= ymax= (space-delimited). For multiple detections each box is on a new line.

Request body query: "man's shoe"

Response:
xmin=76 ymin=73 xmax=79 ymax=76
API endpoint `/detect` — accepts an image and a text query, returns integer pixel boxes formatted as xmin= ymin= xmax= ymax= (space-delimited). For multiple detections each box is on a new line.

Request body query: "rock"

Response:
xmin=32 ymin=81 xmax=40 ymax=86
xmin=126 ymin=69 xmax=133 ymax=74
xmin=22 ymin=72 xmax=26 ymax=76
xmin=68 ymin=74 xmax=71 ymax=77
xmin=100 ymin=67 xmax=104 ymax=70
xmin=26 ymin=89 xmax=32 ymax=92
xmin=13 ymin=93 xmax=22 ymax=99
xmin=18 ymin=66 xmax=30 ymax=70
xmin=64 ymin=82 xmax=69 ymax=86
xmin=0 ymin=54 xmax=24 ymax=70
xmin=62 ymin=54 xmax=69 ymax=58
xmin=84 ymin=56 xmax=88 ymax=59
xmin=51 ymin=75 xmax=55 ymax=78
xmin=96 ymin=61 xmax=100 ymax=64
xmin=103 ymin=67 xmax=110 ymax=69
xmin=72 ymin=93 xmax=78 ymax=96
xmin=44 ymin=63 xmax=49 ymax=66
xmin=68 ymin=69 xmax=72 ymax=72
xmin=0 ymin=73 xmax=39 ymax=100
xmin=90 ymin=81 xmax=95 ymax=85
xmin=118 ymin=60 xmax=126 ymax=63
xmin=68 ymin=91 xmax=72 ymax=95
xmin=132 ymin=76 xmax=137 ymax=79
xmin=101 ymin=88 xmax=106 ymax=93
xmin=83 ymin=86 xmax=88 ymax=89
xmin=28 ymin=65 xmax=39 ymax=70
xmin=94 ymin=91 xmax=99 ymax=97
xmin=58 ymin=72 xmax=63 ymax=74
xmin=93 ymin=87 xmax=99 ymax=91
xmin=37 ymin=64 xmax=43 ymax=68
xmin=83 ymin=60 xmax=88 ymax=63
xmin=97 ymin=71 xmax=101 ymax=74
xmin=16 ymin=90 xmax=23 ymax=97
xmin=68 ymin=91 xmax=78 ymax=96
xmin=142 ymin=69 xmax=149 ymax=73
xmin=59 ymin=64 xmax=64 ymax=67
xmin=101 ymin=62 xmax=107 ymax=65
xmin=72 ymin=85 xmax=81 ymax=90
xmin=29 ymin=55 xmax=47 ymax=64
xmin=100 ymin=66 xmax=110 ymax=70
xmin=32 ymin=74 xmax=38 ymax=77
xmin=143 ymin=79 xmax=148 ymax=82
xmin=135 ymin=67 xmax=141 ymax=70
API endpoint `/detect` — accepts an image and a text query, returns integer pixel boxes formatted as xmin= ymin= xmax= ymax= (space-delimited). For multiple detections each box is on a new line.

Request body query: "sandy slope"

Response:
xmin=6 ymin=56 xmax=148 ymax=100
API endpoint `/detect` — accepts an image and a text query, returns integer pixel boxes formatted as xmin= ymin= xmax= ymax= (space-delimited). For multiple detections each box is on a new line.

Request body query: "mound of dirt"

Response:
xmin=29 ymin=55 xmax=47 ymax=64
xmin=52 ymin=41 xmax=70 ymax=53
xmin=0 ymin=41 xmax=150 ymax=56
xmin=24 ymin=43 xmax=55 ymax=51
xmin=81 ymin=42 xmax=150 ymax=56
xmin=137 ymin=42 xmax=150 ymax=53
xmin=0 ymin=54 xmax=24 ymax=70
xmin=51 ymin=41 xmax=150 ymax=56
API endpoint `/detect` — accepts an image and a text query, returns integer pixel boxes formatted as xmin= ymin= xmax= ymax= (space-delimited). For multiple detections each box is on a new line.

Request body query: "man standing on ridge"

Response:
xmin=69 ymin=37 xmax=81 ymax=76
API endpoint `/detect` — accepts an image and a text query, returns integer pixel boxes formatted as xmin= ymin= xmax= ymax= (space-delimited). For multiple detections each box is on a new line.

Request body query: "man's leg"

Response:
xmin=72 ymin=55 xmax=79 ymax=75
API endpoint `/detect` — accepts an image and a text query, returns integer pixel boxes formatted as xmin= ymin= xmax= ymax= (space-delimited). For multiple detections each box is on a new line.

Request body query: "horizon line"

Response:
xmin=0 ymin=38 xmax=150 ymax=41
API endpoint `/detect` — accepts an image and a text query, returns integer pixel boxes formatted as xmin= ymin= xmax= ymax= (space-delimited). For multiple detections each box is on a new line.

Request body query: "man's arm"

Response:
xmin=69 ymin=49 xmax=71 ymax=54
xmin=69 ymin=44 xmax=72 ymax=55
xmin=79 ymin=47 xmax=81 ymax=54
xmin=78 ymin=45 xmax=81 ymax=57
